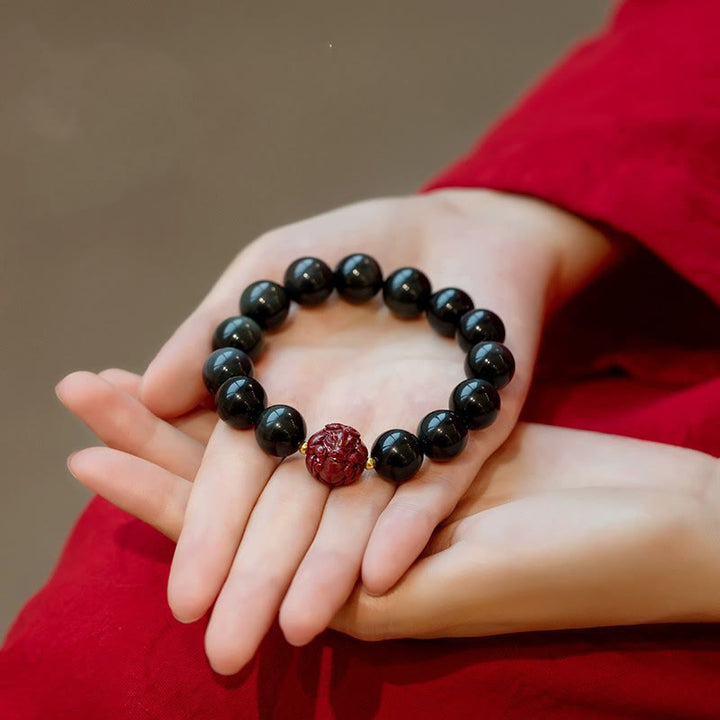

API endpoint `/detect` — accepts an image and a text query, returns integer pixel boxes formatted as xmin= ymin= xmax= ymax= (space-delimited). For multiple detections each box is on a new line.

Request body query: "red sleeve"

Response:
xmin=422 ymin=0 xmax=720 ymax=305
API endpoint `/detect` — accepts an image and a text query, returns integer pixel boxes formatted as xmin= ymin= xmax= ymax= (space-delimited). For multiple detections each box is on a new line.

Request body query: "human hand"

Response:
xmin=332 ymin=423 xmax=720 ymax=640
xmin=60 ymin=190 xmax=615 ymax=673
xmin=59 ymin=372 xmax=720 ymax=647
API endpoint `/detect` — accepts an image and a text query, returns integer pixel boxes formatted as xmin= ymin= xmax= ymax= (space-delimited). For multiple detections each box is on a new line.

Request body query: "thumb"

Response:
xmin=140 ymin=253 xmax=266 ymax=418
xmin=330 ymin=541 xmax=473 ymax=641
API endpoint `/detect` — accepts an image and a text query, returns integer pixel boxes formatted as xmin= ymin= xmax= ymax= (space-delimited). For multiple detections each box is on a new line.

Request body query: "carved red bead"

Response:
xmin=305 ymin=423 xmax=369 ymax=487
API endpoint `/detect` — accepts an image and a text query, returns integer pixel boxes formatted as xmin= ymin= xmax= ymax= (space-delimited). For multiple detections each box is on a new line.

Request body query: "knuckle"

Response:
xmin=226 ymin=568 xmax=287 ymax=601
xmin=152 ymin=486 xmax=185 ymax=542
xmin=303 ymin=546 xmax=358 ymax=583
xmin=252 ymin=228 xmax=284 ymax=250
xmin=387 ymin=497 xmax=439 ymax=532
xmin=343 ymin=623 xmax=383 ymax=642
xmin=340 ymin=598 xmax=394 ymax=643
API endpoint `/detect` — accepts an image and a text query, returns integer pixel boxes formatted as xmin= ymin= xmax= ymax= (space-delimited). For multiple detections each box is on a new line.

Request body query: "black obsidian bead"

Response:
xmin=283 ymin=257 xmax=335 ymax=306
xmin=456 ymin=308 xmax=506 ymax=351
xmin=449 ymin=378 xmax=500 ymax=430
xmin=370 ymin=429 xmax=424 ymax=482
xmin=212 ymin=315 xmax=264 ymax=360
xmin=254 ymin=404 xmax=307 ymax=457
xmin=216 ymin=376 xmax=267 ymax=429
xmin=334 ymin=253 xmax=383 ymax=303
xmin=417 ymin=410 xmax=468 ymax=461
xmin=426 ymin=288 xmax=474 ymax=337
xmin=465 ymin=341 xmax=516 ymax=389
xmin=240 ymin=280 xmax=290 ymax=330
xmin=383 ymin=267 xmax=432 ymax=318
xmin=202 ymin=348 xmax=254 ymax=395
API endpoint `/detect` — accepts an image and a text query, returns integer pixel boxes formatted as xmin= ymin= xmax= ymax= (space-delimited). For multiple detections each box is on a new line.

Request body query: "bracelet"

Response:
xmin=202 ymin=253 xmax=515 ymax=487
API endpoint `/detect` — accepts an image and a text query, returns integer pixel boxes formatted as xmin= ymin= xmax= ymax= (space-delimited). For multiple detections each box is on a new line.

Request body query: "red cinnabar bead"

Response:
xmin=305 ymin=423 xmax=369 ymax=487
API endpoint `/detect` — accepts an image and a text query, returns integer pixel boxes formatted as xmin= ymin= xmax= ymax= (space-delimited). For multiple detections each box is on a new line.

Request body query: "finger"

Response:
xmin=361 ymin=310 xmax=536 ymax=595
xmin=167 ymin=421 xmax=279 ymax=623
xmin=68 ymin=447 xmax=189 ymax=541
xmin=97 ymin=368 xmax=143 ymax=397
xmin=140 ymin=198 xmax=404 ymax=418
xmin=203 ymin=457 xmax=328 ymax=675
xmin=331 ymin=542 xmax=465 ymax=642
xmin=278 ymin=475 xmax=394 ymax=647
xmin=56 ymin=371 xmax=204 ymax=481
xmin=361 ymin=438 xmax=488 ymax=596
xmin=172 ymin=410 xmax=217 ymax=446
xmin=97 ymin=367 xmax=217 ymax=446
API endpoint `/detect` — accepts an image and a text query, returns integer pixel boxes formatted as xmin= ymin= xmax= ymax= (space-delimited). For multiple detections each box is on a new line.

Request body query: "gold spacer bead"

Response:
xmin=299 ymin=442 xmax=308 ymax=455
xmin=365 ymin=457 xmax=376 ymax=471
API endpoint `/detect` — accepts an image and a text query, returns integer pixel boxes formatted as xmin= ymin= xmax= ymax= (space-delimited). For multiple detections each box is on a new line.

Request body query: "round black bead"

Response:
xmin=216 ymin=376 xmax=267 ymax=429
xmin=239 ymin=280 xmax=290 ymax=330
xmin=202 ymin=348 xmax=254 ymax=395
xmin=371 ymin=429 xmax=424 ymax=482
xmin=449 ymin=378 xmax=500 ymax=430
xmin=283 ymin=257 xmax=335 ymax=306
xmin=456 ymin=308 xmax=506 ymax=351
xmin=417 ymin=410 xmax=468 ymax=461
xmin=254 ymin=404 xmax=306 ymax=457
xmin=212 ymin=315 xmax=264 ymax=360
xmin=426 ymin=288 xmax=474 ymax=337
xmin=334 ymin=253 xmax=383 ymax=303
xmin=383 ymin=267 xmax=432 ymax=318
xmin=465 ymin=341 xmax=516 ymax=389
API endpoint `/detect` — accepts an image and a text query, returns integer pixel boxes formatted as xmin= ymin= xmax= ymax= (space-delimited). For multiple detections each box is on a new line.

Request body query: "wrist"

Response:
xmin=426 ymin=187 xmax=624 ymax=311
xmin=694 ymin=456 xmax=720 ymax=621
xmin=644 ymin=450 xmax=720 ymax=625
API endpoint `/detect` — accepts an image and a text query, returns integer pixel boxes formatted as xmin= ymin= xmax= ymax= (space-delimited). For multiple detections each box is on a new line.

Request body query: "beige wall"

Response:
xmin=0 ymin=0 xmax=610 ymax=635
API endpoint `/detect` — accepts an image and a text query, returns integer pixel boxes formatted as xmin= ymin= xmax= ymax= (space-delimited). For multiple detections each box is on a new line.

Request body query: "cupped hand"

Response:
xmin=58 ymin=370 xmax=720 ymax=652
xmin=59 ymin=189 xmax=615 ymax=673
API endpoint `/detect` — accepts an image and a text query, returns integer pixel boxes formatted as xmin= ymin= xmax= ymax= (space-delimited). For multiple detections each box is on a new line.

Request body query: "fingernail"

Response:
xmin=364 ymin=588 xmax=385 ymax=598
xmin=286 ymin=634 xmax=315 ymax=648
xmin=66 ymin=451 xmax=80 ymax=473
xmin=170 ymin=605 xmax=205 ymax=624
xmin=172 ymin=612 xmax=203 ymax=625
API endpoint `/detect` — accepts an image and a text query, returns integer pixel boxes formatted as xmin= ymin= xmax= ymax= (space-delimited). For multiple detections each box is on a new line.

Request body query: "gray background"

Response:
xmin=0 ymin=0 xmax=610 ymax=636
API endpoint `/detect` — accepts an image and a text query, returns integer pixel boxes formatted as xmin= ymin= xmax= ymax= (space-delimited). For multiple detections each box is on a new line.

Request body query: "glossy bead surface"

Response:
xmin=305 ymin=423 xmax=368 ymax=487
xmin=212 ymin=315 xmax=264 ymax=360
xmin=417 ymin=410 xmax=468 ymax=461
xmin=254 ymin=404 xmax=306 ymax=457
xmin=449 ymin=378 xmax=500 ymax=430
xmin=284 ymin=257 xmax=335 ymax=306
xmin=370 ymin=429 xmax=424 ymax=483
xmin=383 ymin=267 xmax=432 ymax=318
xmin=240 ymin=280 xmax=290 ymax=330
xmin=202 ymin=348 xmax=254 ymax=395
xmin=334 ymin=253 xmax=383 ymax=303
xmin=426 ymin=288 xmax=474 ymax=337
xmin=465 ymin=341 xmax=516 ymax=389
xmin=457 ymin=308 xmax=506 ymax=351
xmin=216 ymin=376 xmax=267 ymax=429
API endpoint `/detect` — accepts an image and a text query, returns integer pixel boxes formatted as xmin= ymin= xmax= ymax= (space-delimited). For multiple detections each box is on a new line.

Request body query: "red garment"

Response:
xmin=3 ymin=0 xmax=720 ymax=717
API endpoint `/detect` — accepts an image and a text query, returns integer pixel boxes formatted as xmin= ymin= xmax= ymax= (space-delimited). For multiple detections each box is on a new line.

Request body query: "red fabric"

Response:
xmin=3 ymin=0 xmax=720 ymax=717
xmin=424 ymin=0 xmax=720 ymax=306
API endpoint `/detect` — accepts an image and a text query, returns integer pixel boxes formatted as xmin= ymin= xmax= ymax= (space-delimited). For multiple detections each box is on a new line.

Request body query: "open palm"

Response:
xmin=58 ymin=189 xmax=615 ymax=673
xmin=58 ymin=369 xmax=719 ymax=657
